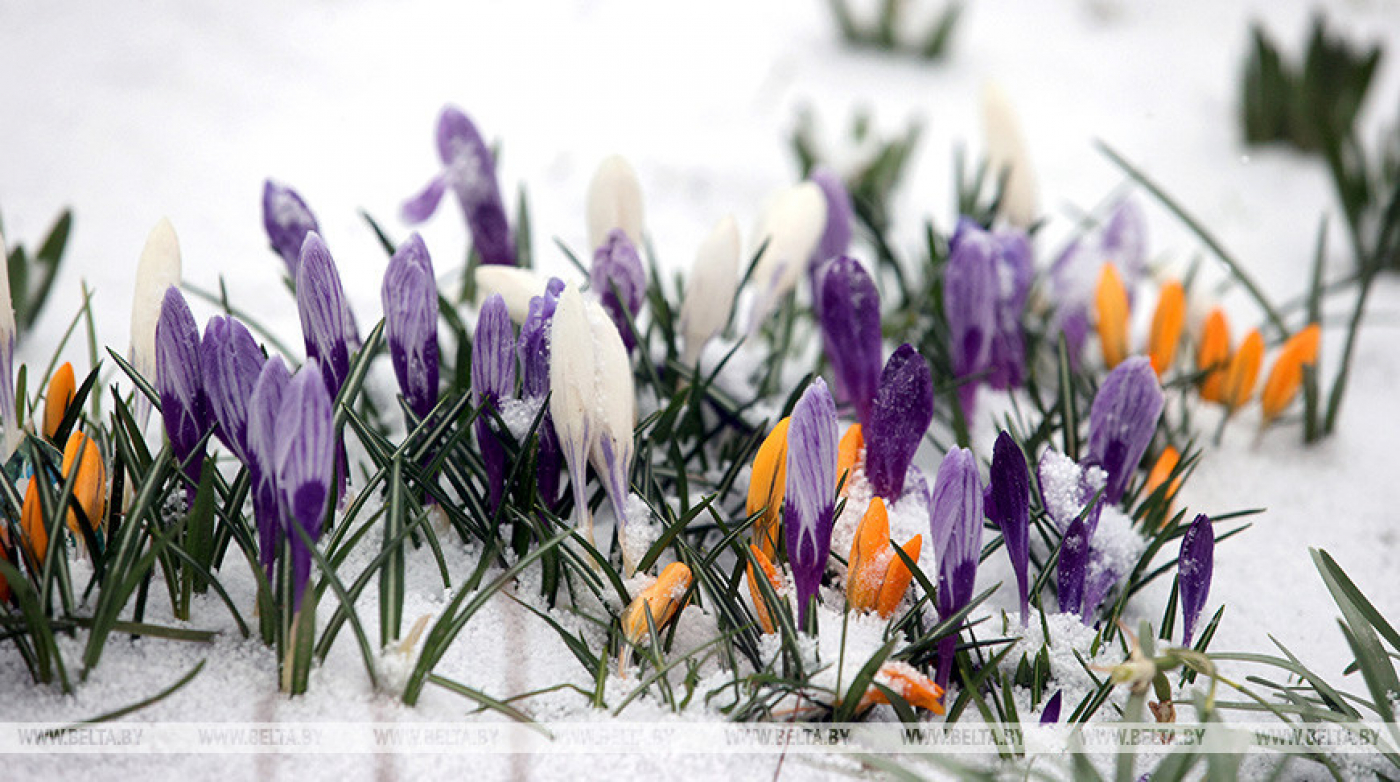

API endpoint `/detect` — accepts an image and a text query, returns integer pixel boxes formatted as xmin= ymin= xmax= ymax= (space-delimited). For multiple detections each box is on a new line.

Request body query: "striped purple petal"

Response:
xmin=247 ymin=357 xmax=291 ymax=576
xmin=519 ymin=277 xmax=565 ymax=508
xmin=274 ymin=361 xmax=334 ymax=610
xmin=296 ymin=232 xmax=358 ymax=398
xmin=986 ymin=431 xmax=1030 ymax=625
xmin=262 ymin=180 xmax=319 ymax=277
xmin=783 ymin=377 xmax=838 ymax=627
xmin=472 ymin=294 xmax=517 ymax=512
xmin=1085 ymin=356 xmax=1164 ymax=504
xmin=382 ymin=233 xmax=440 ymax=420
xmin=200 ymin=315 xmax=266 ymax=464
xmin=1178 ymin=513 xmax=1214 ymax=646
xmin=589 ymin=229 xmax=646 ymax=353
xmin=818 ymin=256 xmax=882 ymax=427
xmin=928 ymin=447 xmax=983 ymax=689
xmin=944 ymin=227 xmax=997 ymax=420
xmin=155 ymin=286 xmax=212 ymax=495
xmin=865 ymin=344 xmax=933 ymax=499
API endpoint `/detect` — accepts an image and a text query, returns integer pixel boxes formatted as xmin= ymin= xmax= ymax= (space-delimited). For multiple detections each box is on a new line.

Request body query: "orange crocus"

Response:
xmin=746 ymin=418 xmax=790 ymax=559
xmin=1223 ymin=329 xmax=1264 ymax=411
xmin=618 ymin=561 xmax=693 ymax=674
xmin=746 ymin=544 xmax=783 ymax=634
xmin=1095 ymin=264 xmax=1130 ymax=369
xmin=845 ymin=498 xmax=922 ymax=618
xmin=1143 ymin=446 xmax=1182 ymax=506
xmin=1147 ymin=281 xmax=1186 ymax=377
xmin=1260 ymin=324 xmax=1321 ymax=424
xmin=1196 ymin=308 xmax=1231 ymax=403
xmin=20 ymin=480 xmax=47 ymax=563
xmin=60 ymin=431 xmax=106 ymax=537
xmin=836 ymin=424 xmax=863 ymax=495
xmin=857 ymin=661 xmax=946 ymax=714
xmin=43 ymin=362 xmax=76 ymax=440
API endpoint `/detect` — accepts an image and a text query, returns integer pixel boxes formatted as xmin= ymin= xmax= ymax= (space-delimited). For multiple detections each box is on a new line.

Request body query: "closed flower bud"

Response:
xmin=1148 ymin=281 xmax=1186 ymax=377
xmin=986 ymin=431 xmax=1030 ymax=625
xmin=747 ymin=418 xmax=791 ymax=559
xmin=383 ymin=233 xmax=440 ymax=420
xmin=618 ymin=561 xmax=690 ymax=675
xmin=404 ymin=106 xmax=514 ymax=266
xmin=846 ymin=498 xmax=922 ymax=618
xmin=1057 ymin=514 xmax=1090 ymax=616
xmin=549 ymin=285 xmax=599 ymax=544
xmin=1223 ymin=328 xmax=1264 ymax=411
xmin=747 ymin=183 xmax=827 ymax=332
xmin=944 ymin=228 xmax=997 ymax=419
xmin=590 ymin=229 xmax=647 ymax=353
xmin=519 ymin=279 xmax=565 ymax=508
xmin=819 ymin=257 xmax=882 ymax=428
xmin=262 ymin=180 xmax=320 ymax=277
xmin=746 ymin=544 xmax=783 ymax=634
xmin=587 ymin=155 xmax=645 ymax=252
xmin=952 ymin=219 xmax=1034 ymax=391
xmin=156 ymin=287 xmax=212 ymax=494
xmin=129 ymin=218 xmax=182 ymax=428
xmin=274 ymin=361 xmax=335 ymax=610
xmin=200 ymin=316 xmax=266 ymax=463
xmin=982 ymin=82 xmax=1039 ymax=227
xmin=247 ymin=357 xmax=292 ymax=575
xmin=836 ymin=423 xmax=863 ymax=496
xmin=43 ymin=362 xmax=76 ymax=441
xmin=1086 ymin=357 xmax=1164 ymax=505
xmin=784 ymin=378 xmax=839 ymax=626
xmin=1095 ymin=263 xmax=1130 ymax=369
xmin=471 ymin=294 xmax=517 ymax=513
xmin=1260 ymin=324 xmax=1321 ymax=424
xmin=678 ymin=215 xmax=740 ymax=366
xmin=584 ymin=296 xmax=638 ymax=574
xmin=928 ymin=447 xmax=983 ymax=689
xmin=809 ymin=167 xmax=854 ymax=270
xmin=21 ymin=479 xmax=46 ymax=562
xmin=1143 ymin=446 xmax=1182 ymax=507
xmin=60 ymin=430 xmax=106 ymax=537
xmin=857 ymin=661 xmax=946 ymax=714
xmin=296 ymin=232 xmax=359 ymax=398
xmin=1178 ymin=513 xmax=1214 ymax=646
xmin=1196 ymin=308 xmax=1231 ymax=403
xmin=865 ymin=344 xmax=934 ymax=499
xmin=475 ymin=265 xmax=556 ymax=324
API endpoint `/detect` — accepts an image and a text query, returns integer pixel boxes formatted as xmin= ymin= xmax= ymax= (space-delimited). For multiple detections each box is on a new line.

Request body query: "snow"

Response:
xmin=4 ymin=0 xmax=1400 ymax=779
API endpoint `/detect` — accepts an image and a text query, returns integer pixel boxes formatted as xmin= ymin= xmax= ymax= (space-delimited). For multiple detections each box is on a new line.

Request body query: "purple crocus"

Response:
xmin=1041 ymin=691 xmax=1063 ymax=724
xmin=807 ymin=167 xmax=854 ymax=307
xmin=928 ymin=447 xmax=983 ymax=690
xmin=472 ymin=294 xmax=517 ymax=513
xmin=783 ymin=377 xmax=838 ymax=627
xmin=247 ymin=357 xmax=291 ymax=576
xmin=1036 ymin=449 xmax=1107 ymax=537
xmin=155 ymin=287 xmax=213 ymax=499
xmin=296 ymin=232 xmax=360 ymax=399
xmin=273 ymin=361 xmax=335 ymax=611
xmin=986 ymin=431 xmax=1030 ymax=625
xmin=519 ymin=278 xmax=565 ymax=508
xmin=1178 ymin=513 xmax=1214 ymax=647
xmin=1080 ymin=547 xmax=1122 ymax=621
xmin=262 ymin=180 xmax=320 ymax=277
xmin=955 ymin=220 xmax=1034 ymax=390
xmin=944 ymin=228 xmax=997 ymax=421
xmin=589 ymin=229 xmax=646 ymax=353
xmin=865 ymin=344 xmax=933 ymax=499
xmin=1085 ymin=356 xmax=1164 ymax=505
xmin=200 ymin=315 xmax=266 ymax=463
xmin=403 ymin=105 xmax=515 ymax=266
xmin=1057 ymin=515 xmax=1090 ymax=618
xmin=382 ymin=233 xmax=439 ymax=420
xmin=818 ymin=256 xmax=882 ymax=427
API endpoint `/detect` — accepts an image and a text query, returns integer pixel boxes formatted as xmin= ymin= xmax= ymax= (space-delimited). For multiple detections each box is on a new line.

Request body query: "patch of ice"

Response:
xmin=498 ymin=396 xmax=544 ymax=442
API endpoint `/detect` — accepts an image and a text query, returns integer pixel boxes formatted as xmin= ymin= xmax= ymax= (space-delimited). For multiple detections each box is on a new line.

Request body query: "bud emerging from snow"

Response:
xmin=818 ymin=256 xmax=882 ymax=428
xmin=247 ymin=357 xmax=291 ymax=576
xmin=156 ymin=287 xmax=212 ymax=498
xmin=1178 ymin=513 xmax=1214 ymax=646
xmin=274 ymin=361 xmax=335 ymax=611
xmin=43 ymin=362 xmax=76 ymax=441
xmin=296 ymin=232 xmax=359 ymax=399
xmin=982 ymin=82 xmax=1039 ymax=228
xmin=129 ymin=218 xmax=183 ymax=428
xmin=1085 ymin=356 xmax=1164 ymax=505
xmin=928 ymin=446 xmax=983 ymax=689
xmin=590 ymin=229 xmax=646 ymax=353
xmin=678 ymin=215 xmax=740 ymax=366
xmin=471 ymin=294 xmax=517 ymax=514
xmin=783 ymin=378 xmax=838 ymax=627
xmin=200 ymin=316 xmax=266 ymax=463
xmin=262 ymin=180 xmax=320 ymax=277
xmin=986 ymin=430 xmax=1030 ymax=625
xmin=586 ymin=155 xmax=645 ymax=252
xmin=846 ymin=497 xmax=921 ymax=618
xmin=865 ymin=344 xmax=934 ymax=499
xmin=383 ymin=233 xmax=440 ymax=420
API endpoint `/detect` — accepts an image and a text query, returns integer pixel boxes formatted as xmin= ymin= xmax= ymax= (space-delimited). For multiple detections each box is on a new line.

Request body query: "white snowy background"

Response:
xmin=3 ymin=0 xmax=1400 ymax=779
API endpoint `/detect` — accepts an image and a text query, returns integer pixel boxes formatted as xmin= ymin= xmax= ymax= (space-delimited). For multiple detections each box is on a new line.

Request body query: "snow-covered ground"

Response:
xmin=3 ymin=0 xmax=1400 ymax=779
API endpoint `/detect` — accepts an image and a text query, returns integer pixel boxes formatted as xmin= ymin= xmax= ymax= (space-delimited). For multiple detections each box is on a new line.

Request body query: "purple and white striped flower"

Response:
xmin=944 ymin=228 xmax=997 ymax=421
xmin=0 ymin=230 xmax=18 ymax=458
xmin=200 ymin=315 xmax=266 ymax=463
xmin=155 ymin=287 xmax=213 ymax=497
xmin=1080 ymin=547 xmax=1122 ymax=620
xmin=589 ymin=228 xmax=646 ymax=353
xmin=783 ymin=377 xmax=839 ymax=627
xmin=296 ymin=232 xmax=360 ymax=398
xmin=403 ymin=106 xmax=515 ymax=266
xmin=986 ymin=430 xmax=1030 ymax=625
xmin=1085 ymin=356 xmax=1164 ymax=505
xmin=1178 ymin=513 xmax=1214 ymax=646
xmin=1057 ymin=514 xmax=1090 ymax=617
xmin=382 ymin=233 xmax=439 ymax=420
xmin=472 ymin=294 xmax=517 ymax=513
xmin=247 ymin=357 xmax=291 ymax=575
xmin=818 ymin=256 xmax=882 ymax=427
xmin=262 ymin=180 xmax=319 ymax=277
xmin=951 ymin=219 xmax=1034 ymax=390
xmin=519 ymin=278 xmax=565 ymax=508
xmin=928 ymin=447 xmax=984 ymax=689
xmin=865 ymin=344 xmax=933 ymax=499
xmin=273 ymin=361 xmax=334 ymax=610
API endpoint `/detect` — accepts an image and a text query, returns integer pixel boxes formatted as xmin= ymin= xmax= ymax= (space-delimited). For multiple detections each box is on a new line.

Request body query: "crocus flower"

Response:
xmin=584 ymin=296 xmax=638 ymax=574
xmin=819 ymin=257 xmax=882 ymax=426
xmin=0 ymin=237 xmax=16 ymax=459
xmin=383 ymin=233 xmax=440 ymax=421
xmin=846 ymin=497 xmax=922 ymax=618
xmin=1048 ymin=199 xmax=1147 ymax=366
xmin=1095 ymin=264 xmax=1130 ymax=369
xmin=618 ymin=561 xmax=691 ymax=673
xmin=1085 ymin=357 xmax=1164 ymax=505
xmin=1037 ymin=449 xmax=1107 ymax=536
xmin=273 ymin=361 xmax=335 ymax=611
xmin=60 ymin=431 xmax=106 ymax=537
xmin=1041 ymin=691 xmax=1063 ymax=724
xmin=944 ymin=230 xmax=997 ymax=419
xmin=783 ymin=378 xmax=839 ymax=627
xmin=475 ymin=265 xmax=554 ymax=323
xmin=590 ymin=229 xmax=646 ymax=353
xmin=20 ymin=481 xmax=47 ymax=562
xmin=519 ymin=278 xmax=565 ymax=508
xmin=296 ymin=232 xmax=359 ymax=398
xmin=403 ymin=106 xmax=514 ymax=266
xmin=200 ymin=316 xmax=266 ymax=463
xmin=836 ymin=423 xmax=863 ymax=495
xmin=43 ymin=362 xmax=76 ymax=441
xmin=1143 ymin=446 xmax=1183 ymax=509
xmin=129 ymin=218 xmax=182 ymax=429
xmin=747 ymin=182 xmax=827 ymax=333
xmin=1178 ymin=513 xmax=1214 ymax=647
xmin=678 ymin=215 xmax=740 ymax=366
xmin=247 ymin=357 xmax=291 ymax=575
xmin=986 ymin=431 xmax=1030 ymax=624
xmin=471 ymin=295 xmax=517 ymax=514
xmin=1081 ymin=548 xmax=1124 ymax=620
xmin=951 ymin=219 xmax=1033 ymax=390
xmin=747 ymin=418 xmax=790 ymax=559
xmin=746 ymin=544 xmax=783 ymax=634
xmin=1057 ymin=514 xmax=1090 ymax=617
xmin=928 ymin=447 xmax=983 ymax=689
xmin=262 ymin=180 xmax=320 ymax=277
xmin=155 ymin=287 xmax=212 ymax=496
xmin=1196 ymin=308 xmax=1231 ymax=403
xmin=586 ymin=155 xmax=645 ymax=252
xmin=865 ymin=344 xmax=933 ymax=499
xmin=1148 ymin=281 xmax=1186 ymax=377
xmin=1261 ymin=323 xmax=1321 ymax=424
xmin=1223 ymin=328 xmax=1264 ymax=412
xmin=807 ymin=167 xmax=854 ymax=306
xmin=982 ymin=82 xmax=1038 ymax=228
xmin=857 ymin=661 xmax=946 ymax=714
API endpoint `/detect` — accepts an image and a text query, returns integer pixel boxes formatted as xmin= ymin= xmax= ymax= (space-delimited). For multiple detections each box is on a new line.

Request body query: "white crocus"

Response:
xmin=475 ymin=265 xmax=552 ymax=324
xmin=678 ymin=215 xmax=740 ymax=366
xmin=129 ymin=218 xmax=182 ymax=427
xmin=586 ymin=155 xmax=645 ymax=252
xmin=982 ymin=81 xmax=1039 ymax=228
xmin=0 ymin=229 xmax=18 ymax=458
xmin=584 ymin=295 xmax=637 ymax=575
xmin=550 ymin=284 xmax=598 ymax=544
xmin=746 ymin=182 xmax=826 ymax=333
